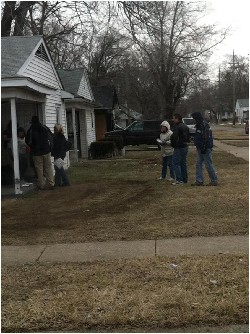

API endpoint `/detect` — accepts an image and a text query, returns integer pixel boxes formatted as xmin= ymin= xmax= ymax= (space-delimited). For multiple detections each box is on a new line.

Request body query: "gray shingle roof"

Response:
xmin=1 ymin=35 xmax=42 ymax=78
xmin=91 ymin=86 xmax=118 ymax=109
xmin=57 ymin=69 xmax=85 ymax=95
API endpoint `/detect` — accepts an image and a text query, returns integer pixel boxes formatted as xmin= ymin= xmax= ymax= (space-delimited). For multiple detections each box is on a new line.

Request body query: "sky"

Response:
xmin=204 ymin=0 xmax=249 ymax=78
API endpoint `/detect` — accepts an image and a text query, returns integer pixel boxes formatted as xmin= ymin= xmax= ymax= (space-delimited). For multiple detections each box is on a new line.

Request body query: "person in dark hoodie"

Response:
xmin=191 ymin=112 xmax=218 ymax=186
xmin=52 ymin=124 xmax=70 ymax=187
xmin=25 ymin=116 xmax=54 ymax=190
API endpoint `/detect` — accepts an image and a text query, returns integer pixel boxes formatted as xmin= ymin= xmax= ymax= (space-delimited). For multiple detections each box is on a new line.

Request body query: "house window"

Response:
xmin=35 ymin=44 xmax=50 ymax=62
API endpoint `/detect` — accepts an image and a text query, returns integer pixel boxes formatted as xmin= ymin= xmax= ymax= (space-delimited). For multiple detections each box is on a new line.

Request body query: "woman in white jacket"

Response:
xmin=157 ymin=121 xmax=175 ymax=181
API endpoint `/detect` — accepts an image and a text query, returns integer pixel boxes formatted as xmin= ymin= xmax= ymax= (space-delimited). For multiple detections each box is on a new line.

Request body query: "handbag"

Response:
xmin=54 ymin=158 xmax=64 ymax=169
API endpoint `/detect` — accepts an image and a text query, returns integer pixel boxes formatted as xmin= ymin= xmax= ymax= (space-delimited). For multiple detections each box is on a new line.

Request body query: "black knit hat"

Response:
xmin=31 ymin=116 xmax=39 ymax=124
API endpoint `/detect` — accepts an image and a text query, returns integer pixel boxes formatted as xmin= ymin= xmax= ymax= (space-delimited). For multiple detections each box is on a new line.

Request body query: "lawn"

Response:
xmin=1 ymin=255 xmax=248 ymax=332
xmin=1 ymin=146 xmax=249 ymax=333
xmin=1 ymin=148 xmax=248 ymax=245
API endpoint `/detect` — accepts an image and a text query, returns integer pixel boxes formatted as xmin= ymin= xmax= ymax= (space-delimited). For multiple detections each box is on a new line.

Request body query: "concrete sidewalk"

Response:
xmin=213 ymin=139 xmax=249 ymax=161
xmin=2 ymin=235 xmax=248 ymax=265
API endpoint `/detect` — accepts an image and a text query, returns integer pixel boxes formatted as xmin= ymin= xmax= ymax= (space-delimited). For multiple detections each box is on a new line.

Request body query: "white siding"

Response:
xmin=22 ymin=56 xmax=61 ymax=90
xmin=77 ymin=75 xmax=93 ymax=100
xmin=79 ymin=109 xmax=96 ymax=159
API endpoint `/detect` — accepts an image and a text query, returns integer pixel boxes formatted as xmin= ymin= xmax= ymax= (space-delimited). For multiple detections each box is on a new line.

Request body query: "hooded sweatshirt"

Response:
xmin=159 ymin=121 xmax=174 ymax=157
xmin=191 ymin=112 xmax=213 ymax=152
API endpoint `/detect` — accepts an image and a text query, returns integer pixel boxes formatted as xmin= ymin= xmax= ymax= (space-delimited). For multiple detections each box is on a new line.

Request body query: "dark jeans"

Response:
xmin=19 ymin=154 xmax=28 ymax=180
xmin=162 ymin=155 xmax=175 ymax=179
xmin=54 ymin=166 xmax=70 ymax=186
xmin=172 ymin=146 xmax=188 ymax=183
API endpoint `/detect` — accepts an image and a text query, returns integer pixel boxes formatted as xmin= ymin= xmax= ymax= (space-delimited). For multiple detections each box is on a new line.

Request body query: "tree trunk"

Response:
xmin=13 ymin=1 xmax=36 ymax=36
xmin=1 ymin=1 xmax=16 ymax=37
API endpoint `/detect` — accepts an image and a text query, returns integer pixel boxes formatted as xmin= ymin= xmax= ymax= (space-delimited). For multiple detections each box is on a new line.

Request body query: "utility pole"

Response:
xmin=232 ymin=50 xmax=236 ymax=125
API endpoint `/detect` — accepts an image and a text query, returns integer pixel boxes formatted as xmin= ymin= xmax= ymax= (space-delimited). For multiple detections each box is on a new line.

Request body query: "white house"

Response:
xmin=235 ymin=99 xmax=249 ymax=123
xmin=115 ymin=104 xmax=143 ymax=129
xmin=57 ymin=69 xmax=96 ymax=160
xmin=1 ymin=35 xmax=72 ymax=195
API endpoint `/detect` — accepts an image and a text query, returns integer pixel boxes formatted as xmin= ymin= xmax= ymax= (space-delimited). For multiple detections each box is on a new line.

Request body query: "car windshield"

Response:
xmin=183 ymin=118 xmax=196 ymax=125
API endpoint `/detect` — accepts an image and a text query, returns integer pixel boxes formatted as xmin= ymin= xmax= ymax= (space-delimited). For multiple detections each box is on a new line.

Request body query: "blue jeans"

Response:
xmin=162 ymin=155 xmax=175 ymax=179
xmin=196 ymin=148 xmax=217 ymax=183
xmin=54 ymin=166 xmax=70 ymax=186
xmin=172 ymin=147 xmax=188 ymax=183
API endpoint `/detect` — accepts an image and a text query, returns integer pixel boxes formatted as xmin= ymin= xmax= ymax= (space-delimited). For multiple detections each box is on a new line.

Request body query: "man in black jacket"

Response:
xmin=170 ymin=113 xmax=190 ymax=185
xmin=25 ymin=116 xmax=54 ymax=190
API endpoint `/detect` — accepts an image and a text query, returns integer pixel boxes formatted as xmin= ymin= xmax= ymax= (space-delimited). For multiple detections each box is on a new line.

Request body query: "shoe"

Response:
xmin=206 ymin=182 xmax=218 ymax=186
xmin=172 ymin=181 xmax=184 ymax=185
xmin=191 ymin=182 xmax=204 ymax=186
xmin=166 ymin=177 xmax=174 ymax=181
xmin=157 ymin=177 xmax=165 ymax=180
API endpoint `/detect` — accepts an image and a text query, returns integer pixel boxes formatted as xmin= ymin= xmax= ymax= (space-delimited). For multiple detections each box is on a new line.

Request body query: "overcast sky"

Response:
xmin=205 ymin=0 xmax=249 ymax=78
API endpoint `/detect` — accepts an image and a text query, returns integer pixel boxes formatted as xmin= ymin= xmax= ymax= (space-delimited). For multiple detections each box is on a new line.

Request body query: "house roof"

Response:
xmin=237 ymin=99 xmax=249 ymax=108
xmin=57 ymin=68 xmax=85 ymax=96
xmin=1 ymin=35 xmax=42 ymax=78
xmin=92 ymin=86 xmax=119 ymax=109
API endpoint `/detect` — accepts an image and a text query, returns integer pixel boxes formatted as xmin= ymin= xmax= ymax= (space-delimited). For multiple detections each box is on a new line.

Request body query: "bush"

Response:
xmin=101 ymin=135 xmax=124 ymax=150
xmin=89 ymin=141 xmax=115 ymax=159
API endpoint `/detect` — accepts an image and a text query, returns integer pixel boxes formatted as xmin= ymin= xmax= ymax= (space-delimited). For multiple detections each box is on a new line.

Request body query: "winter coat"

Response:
xmin=25 ymin=123 xmax=53 ymax=156
xmin=52 ymin=133 xmax=68 ymax=160
xmin=191 ymin=112 xmax=213 ymax=153
xmin=170 ymin=122 xmax=190 ymax=148
xmin=160 ymin=131 xmax=174 ymax=157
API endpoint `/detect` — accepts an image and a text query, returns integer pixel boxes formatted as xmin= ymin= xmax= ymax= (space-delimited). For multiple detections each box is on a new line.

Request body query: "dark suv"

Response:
xmin=105 ymin=120 xmax=173 ymax=146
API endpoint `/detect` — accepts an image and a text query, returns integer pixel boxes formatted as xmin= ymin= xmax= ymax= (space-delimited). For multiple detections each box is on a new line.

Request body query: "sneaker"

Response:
xmin=166 ymin=177 xmax=175 ymax=181
xmin=172 ymin=181 xmax=184 ymax=185
xmin=191 ymin=182 xmax=204 ymax=186
xmin=206 ymin=182 xmax=218 ymax=186
xmin=157 ymin=177 xmax=165 ymax=180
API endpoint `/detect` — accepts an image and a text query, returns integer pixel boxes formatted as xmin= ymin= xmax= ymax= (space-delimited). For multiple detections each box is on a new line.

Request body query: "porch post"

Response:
xmin=41 ymin=102 xmax=46 ymax=125
xmin=10 ymin=98 xmax=22 ymax=195
xmin=72 ymin=107 xmax=78 ymax=162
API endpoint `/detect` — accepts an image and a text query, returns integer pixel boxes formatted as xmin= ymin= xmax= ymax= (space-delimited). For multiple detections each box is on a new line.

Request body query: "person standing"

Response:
xmin=157 ymin=121 xmax=175 ymax=181
xmin=17 ymin=127 xmax=29 ymax=182
xmin=25 ymin=116 xmax=54 ymax=190
xmin=191 ymin=112 xmax=218 ymax=186
xmin=170 ymin=113 xmax=190 ymax=185
xmin=52 ymin=124 xmax=70 ymax=187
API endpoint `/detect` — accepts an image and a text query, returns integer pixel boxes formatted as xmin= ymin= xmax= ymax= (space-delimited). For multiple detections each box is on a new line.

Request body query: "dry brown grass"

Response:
xmin=1 ymin=254 xmax=248 ymax=332
xmin=1 ymin=149 xmax=248 ymax=245
xmin=221 ymin=140 xmax=249 ymax=147
xmin=212 ymin=130 xmax=248 ymax=140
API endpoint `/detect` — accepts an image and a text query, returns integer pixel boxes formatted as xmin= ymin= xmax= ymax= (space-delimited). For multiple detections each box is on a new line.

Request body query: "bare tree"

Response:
xmin=120 ymin=1 xmax=228 ymax=118
xmin=1 ymin=1 xmax=37 ymax=36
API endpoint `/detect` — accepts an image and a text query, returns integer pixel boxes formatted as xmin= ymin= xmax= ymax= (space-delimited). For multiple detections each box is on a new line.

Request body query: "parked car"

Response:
xmin=105 ymin=120 xmax=173 ymax=146
xmin=245 ymin=120 xmax=249 ymax=134
xmin=182 ymin=118 xmax=196 ymax=137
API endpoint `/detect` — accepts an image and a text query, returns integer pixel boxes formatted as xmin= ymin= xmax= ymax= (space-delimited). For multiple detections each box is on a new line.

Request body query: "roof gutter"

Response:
xmin=1 ymin=77 xmax=57 ymax=95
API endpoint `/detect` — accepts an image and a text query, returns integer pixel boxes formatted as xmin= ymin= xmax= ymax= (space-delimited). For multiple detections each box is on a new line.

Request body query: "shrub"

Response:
xmin=89 ymin=141 xmax=115 ymax=159
xmin=101 ymin=135 xmax=124 ymax=150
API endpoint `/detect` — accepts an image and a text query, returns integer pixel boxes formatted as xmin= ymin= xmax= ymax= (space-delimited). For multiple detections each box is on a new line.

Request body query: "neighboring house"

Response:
xmin=115 ymin=104 xmax=143 ymax=128
xmin=92 ymin=86 xmax=120 ymax=140
xmin=1 ymin=35 xmax=71 ymax=195
xmin=57 ymin=69 xmax=96 ymax=160
xmin=235 ymin=99 xmax=249 ymax=123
